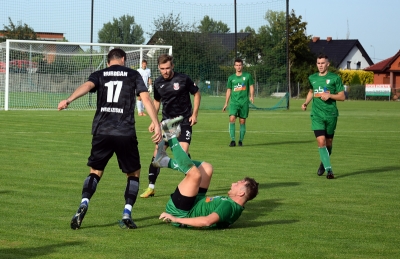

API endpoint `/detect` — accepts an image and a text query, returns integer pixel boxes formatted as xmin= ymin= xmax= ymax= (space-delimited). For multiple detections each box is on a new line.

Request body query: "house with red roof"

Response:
xmin=364 ymin=50 xmax=400 ymax=98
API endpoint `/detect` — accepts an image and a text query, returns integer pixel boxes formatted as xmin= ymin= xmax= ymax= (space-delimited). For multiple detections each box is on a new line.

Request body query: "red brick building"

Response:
xmin=364 ymin=50 xmax=400 ymax=98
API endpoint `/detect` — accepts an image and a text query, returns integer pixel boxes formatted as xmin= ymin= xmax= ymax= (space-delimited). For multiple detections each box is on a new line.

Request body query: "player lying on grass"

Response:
xmin=155 ymin=116 xmax=258 ymax=228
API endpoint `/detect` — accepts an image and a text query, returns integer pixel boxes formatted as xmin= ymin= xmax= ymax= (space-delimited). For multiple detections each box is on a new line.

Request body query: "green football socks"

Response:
xmin=319 ymin=147 xmax=332 ymax=171
xmin=239 ymin=123 xmax=246 ymax=142
xmin=327 ymin=146 xmax=332 ymax=155
xmin=229 ymin=123 xmax=235 ymax=141
xmin=167 ymin=137 xmax=195 ymax=174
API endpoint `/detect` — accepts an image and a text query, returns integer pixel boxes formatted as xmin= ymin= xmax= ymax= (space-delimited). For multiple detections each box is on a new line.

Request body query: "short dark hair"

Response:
xmin=244 ymin=177 xmax=258 ymax=201
xmin=107 ymin=48 xmax=126 ymax=63
xmin=234 ymin=58 xmax=243 ymax=65
xmin=142 ymin=59 xmax=147 ymax=64
xmin=317 ymin=54 xmax=329 ymax=60
xmin=158 ymin=54 xmax=173 ymax=65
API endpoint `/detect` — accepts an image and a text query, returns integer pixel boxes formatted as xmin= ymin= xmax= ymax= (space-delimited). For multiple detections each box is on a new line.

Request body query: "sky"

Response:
xmin=2 ymin=0 xmax=400 ymax=63
xmin=201 ymin=0 xmax=400 ymax=63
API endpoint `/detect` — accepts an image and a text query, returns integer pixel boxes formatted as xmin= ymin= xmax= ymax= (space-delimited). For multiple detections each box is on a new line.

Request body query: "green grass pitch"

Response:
xmin=0 ymin=99 xmax=399 ymax=258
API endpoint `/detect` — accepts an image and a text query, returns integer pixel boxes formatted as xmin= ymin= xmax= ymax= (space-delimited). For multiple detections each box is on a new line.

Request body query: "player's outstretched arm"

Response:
xmin=159 ymin=212 xmax=220 ymax=228
xmin=58 ymin=81 xmax=95 ymax=110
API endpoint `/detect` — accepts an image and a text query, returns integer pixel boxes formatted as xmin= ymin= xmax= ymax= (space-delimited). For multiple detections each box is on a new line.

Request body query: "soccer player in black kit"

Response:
xmin=57 ymin=48 xmax=162 ymax=230
xmin=140 ymin=54 xmax=201 ymax=198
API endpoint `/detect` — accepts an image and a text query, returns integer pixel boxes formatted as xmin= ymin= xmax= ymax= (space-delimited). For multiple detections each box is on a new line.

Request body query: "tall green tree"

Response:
xmin=2 ymin=17 xmax=37 ymax=41
xmin=197 ymin=15 xmax=230 ymax=33
xmin=150 ymin=12 xmax=228 ymax=82
xmin=237 ymin=26 xmax=261 ymax=65
xmin=237 ymin=10 xmax=315 ymax=94
xmin=98 ymin=15 xmax=144 ymax=44
xmin=287 ymin=10 xmax=314 ymax=92
xmin=151 ymin=12 xmax=194 ymax=33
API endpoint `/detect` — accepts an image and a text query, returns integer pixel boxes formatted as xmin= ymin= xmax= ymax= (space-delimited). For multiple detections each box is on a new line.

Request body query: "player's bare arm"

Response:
xmin=140 ymin=92 xmax=162 ymax=143
xmin=302 ymin=90 xmax=314 ymax=111
xmin=159 ymin=212 xmax=220 ymax=228
xmin=189 ymin=91 xmax=201 ymax=126
xmin=223 ymin=89 xmax=232 ymax=111
xmin=249 ymin=85 xmax=255 ymax=103
xmin=321 ymin=90 xmax=345 ymax=102
xmin=58 ymin=81 xmax=95 ymax=110
xmin=148 ymin=99 xmax=161 ymax=132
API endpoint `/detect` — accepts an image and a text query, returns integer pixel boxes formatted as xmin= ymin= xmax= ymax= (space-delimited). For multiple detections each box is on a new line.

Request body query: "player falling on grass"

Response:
xmin=57 ymin=48 xmax=162 ymax=230
xmin=223 ymin=58 xmax=254 ymax=147
xmin=140 ymin=54 xmax=201 ymax=198
xmin=302 ymin=54 xmax=345 ymax=179
xmin=155 ymin=116 xmax=258 ymax=228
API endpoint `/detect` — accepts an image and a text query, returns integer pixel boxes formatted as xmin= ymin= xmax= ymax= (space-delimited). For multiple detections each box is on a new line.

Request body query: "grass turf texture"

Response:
xmin=0 ymin=99 xmax=399 ymax=258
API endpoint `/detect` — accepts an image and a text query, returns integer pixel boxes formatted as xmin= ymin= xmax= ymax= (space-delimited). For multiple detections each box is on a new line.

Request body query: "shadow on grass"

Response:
xmin=83 ymin=182 xmax=301 ymax=230
xmin=0 ymin=190 xmax=13 ymax=194
xmin=336 ymin=166 xmax=399 ymax=179
xmin=208 ymin=182 xmax=301 ymax=229
xmin=0 ymin=241 xmax=81 ymax=259
xmin=247 ymin=140 xmax=314 ymax=146
xmin=81 ymin=215 xmax=163 ymax=230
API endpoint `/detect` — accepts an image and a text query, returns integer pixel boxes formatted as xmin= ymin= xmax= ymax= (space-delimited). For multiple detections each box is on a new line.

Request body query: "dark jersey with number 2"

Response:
xmin=153 ymin=72 xmax=199 ymax=122
xmin=88 ymin=64 xmax=148 ymax=136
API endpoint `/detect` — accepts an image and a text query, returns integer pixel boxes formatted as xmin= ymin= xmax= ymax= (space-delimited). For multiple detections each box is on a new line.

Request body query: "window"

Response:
xmin=347 ymin=61 xmax=351 ymax=69
xmin=356 ymin=62 xmax=361 ymax=70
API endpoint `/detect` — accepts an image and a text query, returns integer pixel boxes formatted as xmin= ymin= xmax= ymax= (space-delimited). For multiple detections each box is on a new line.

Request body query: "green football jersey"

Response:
xmin=188 ymin=196 xmax=244 ymax=229
xmin=227 ymin=72 xmax=254 ymax=105
xmin=308 ymin=72 xmax=344 ymax=117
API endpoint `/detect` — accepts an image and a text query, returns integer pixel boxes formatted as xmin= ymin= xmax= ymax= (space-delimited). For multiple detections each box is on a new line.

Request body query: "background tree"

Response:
xmin=150 ymin=12 xmax=228 ymax=83
xmin=197 ymin=15 xmax=230 ymax=33
xmin=237 ymin=10 xmax=316 ymax=96
xmin=260 ymin=10 xmax=287 ymax=86
xmin=1 ymin=17 xmax=38 ymax=66
xmin=98 ymin=15 xmax=144 ymax=44
xmin=2 ymin=17 xmax=37 ymax=41
xmin=287 ymin=10 xmax=315 ymax=96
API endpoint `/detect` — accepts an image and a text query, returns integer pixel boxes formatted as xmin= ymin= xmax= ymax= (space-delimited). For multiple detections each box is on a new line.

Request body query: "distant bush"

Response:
xmin=338 ymin=70 xmax=374 ymax=85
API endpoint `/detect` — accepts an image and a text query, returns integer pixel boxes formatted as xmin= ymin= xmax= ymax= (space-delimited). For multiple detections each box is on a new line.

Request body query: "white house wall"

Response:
xmin=339 ymin=46 xmax=370 ymax=70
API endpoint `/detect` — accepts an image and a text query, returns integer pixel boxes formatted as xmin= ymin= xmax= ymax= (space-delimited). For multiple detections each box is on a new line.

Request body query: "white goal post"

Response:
xmin=0 ymin=39 xmax=172 ymax=110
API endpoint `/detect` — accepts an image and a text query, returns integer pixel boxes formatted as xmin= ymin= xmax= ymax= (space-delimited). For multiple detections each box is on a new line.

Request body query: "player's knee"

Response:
xmin=200 ymin=162 xmax=213 ymax=178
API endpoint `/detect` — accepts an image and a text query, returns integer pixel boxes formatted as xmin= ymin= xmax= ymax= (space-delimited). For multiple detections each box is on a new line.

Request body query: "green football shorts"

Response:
xmin=229 ymin=102 xmax=249 ymax=119
xmin=311 ymin=114 xmax=338 ymax=135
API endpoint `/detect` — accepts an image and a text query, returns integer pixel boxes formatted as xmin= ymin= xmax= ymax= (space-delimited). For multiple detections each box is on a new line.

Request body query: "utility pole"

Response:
xmin=234 ymin=0 xmax=237 ymax=58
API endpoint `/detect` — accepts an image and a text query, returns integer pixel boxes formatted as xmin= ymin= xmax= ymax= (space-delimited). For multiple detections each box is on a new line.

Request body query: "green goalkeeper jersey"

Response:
xmin=227 ymin=72 xmax=254 ymax=105
xmin=188 ymin=196 xmax=244 ymax=229
xmin=308 ymin=72 xmax=344 ymax=117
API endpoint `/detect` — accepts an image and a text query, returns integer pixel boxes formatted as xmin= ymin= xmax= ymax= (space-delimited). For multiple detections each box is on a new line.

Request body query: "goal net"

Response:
xmin=0 ymin=39 xmax=172 ymax=110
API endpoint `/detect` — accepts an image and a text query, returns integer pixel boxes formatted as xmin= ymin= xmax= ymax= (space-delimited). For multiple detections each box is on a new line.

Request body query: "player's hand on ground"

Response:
xmin=159 ymin=212 xmax=174 ymax=223
xmin=189 ymin=115 xmax=197 ymax=126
